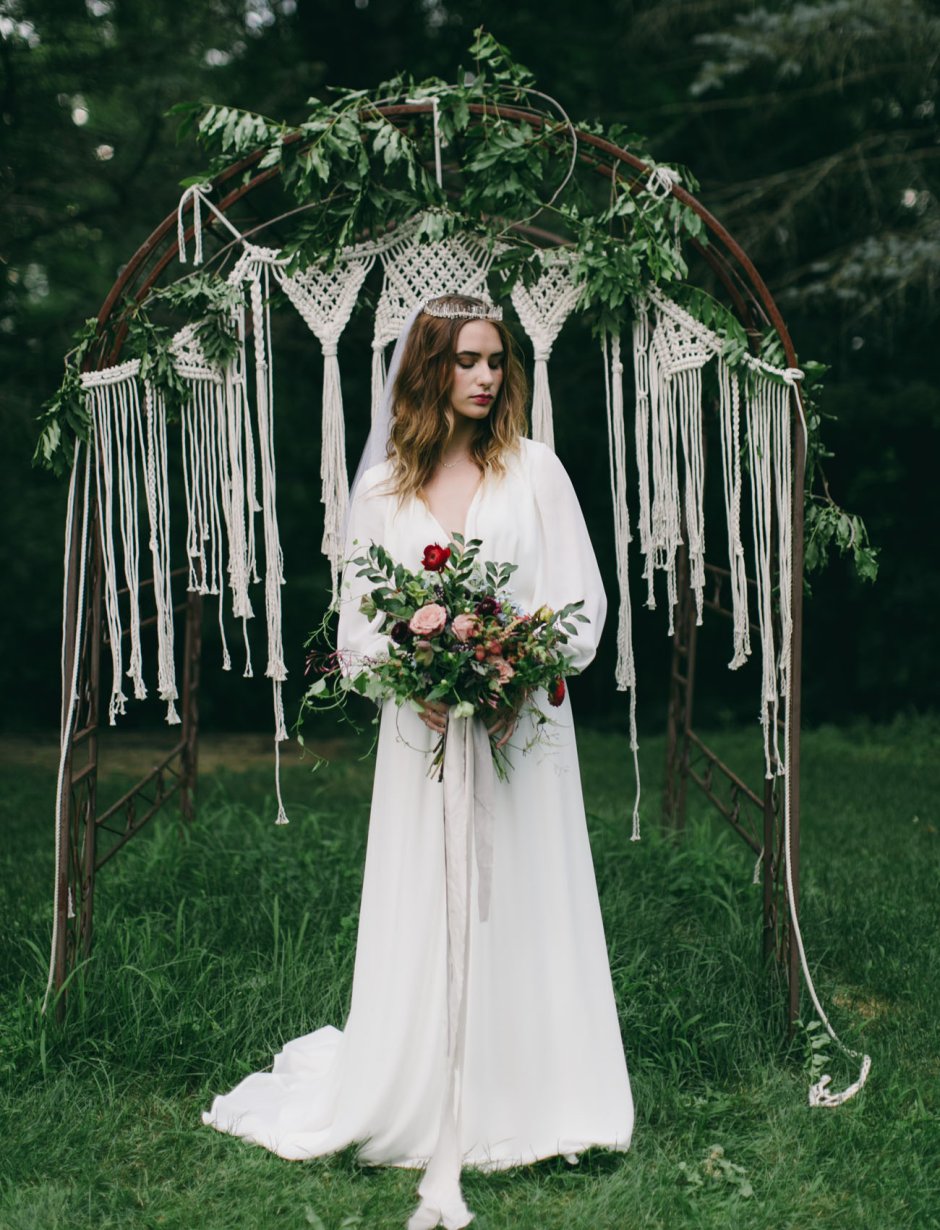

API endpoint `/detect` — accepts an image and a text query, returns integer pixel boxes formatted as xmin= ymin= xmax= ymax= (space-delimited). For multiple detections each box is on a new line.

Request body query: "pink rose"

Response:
xmin=409 ymin=603 xmax=448 ymax=636
xmin=452 ymin=613 xmax=481 ymax=643
xmin=492 ymin=657 xmax=515 ymax=686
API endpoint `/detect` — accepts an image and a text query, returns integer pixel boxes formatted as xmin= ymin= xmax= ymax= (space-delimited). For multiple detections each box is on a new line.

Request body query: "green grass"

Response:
xmin=1 ymin=717 xmax=939 ymax=1229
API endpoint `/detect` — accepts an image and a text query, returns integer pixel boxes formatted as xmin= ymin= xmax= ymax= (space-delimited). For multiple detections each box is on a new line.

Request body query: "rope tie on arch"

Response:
xmin=176 ymin=181 xmax=245 ymax=266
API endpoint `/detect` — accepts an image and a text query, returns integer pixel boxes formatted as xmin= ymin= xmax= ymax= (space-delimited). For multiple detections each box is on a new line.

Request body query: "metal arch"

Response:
xmin=57 ymin=100 xmax=804 ymax=1028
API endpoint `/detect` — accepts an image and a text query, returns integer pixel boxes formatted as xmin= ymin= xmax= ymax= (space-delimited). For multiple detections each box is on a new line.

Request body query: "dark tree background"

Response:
xmin=2 ymin=0 xmax=938 ymax=736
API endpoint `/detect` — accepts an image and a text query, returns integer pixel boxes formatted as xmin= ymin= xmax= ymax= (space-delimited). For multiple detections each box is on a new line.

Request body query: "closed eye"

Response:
xmin=456 ymin=351 xmax=504 ymax=369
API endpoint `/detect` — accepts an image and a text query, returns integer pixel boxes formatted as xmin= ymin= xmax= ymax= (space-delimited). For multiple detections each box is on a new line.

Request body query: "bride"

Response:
xmin=202 ymin=294 xmax=634 ymax=1229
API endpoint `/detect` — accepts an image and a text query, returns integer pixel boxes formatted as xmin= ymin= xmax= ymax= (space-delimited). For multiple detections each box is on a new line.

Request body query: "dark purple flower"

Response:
xmin=475 ymin=596 xmax=502 ymax=618
xmin=390 ymin=620 xmax=412 ymax=644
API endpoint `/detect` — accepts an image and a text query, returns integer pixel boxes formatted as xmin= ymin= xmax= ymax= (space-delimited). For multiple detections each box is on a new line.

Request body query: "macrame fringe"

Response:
xmin=509 ymin=250 xmax=581 ymax=454
xmin=628 ymin=295 xmax=870 ymax=1104
xmin=143 ymin=384 xmax=180 ymax=723
xmin=275 ymin=254 xmax=375 ymax=600
xmin=717 ymin=358 xmax=751 ymax=669
xmin=602 ymin=332 xmax=641 ymax=840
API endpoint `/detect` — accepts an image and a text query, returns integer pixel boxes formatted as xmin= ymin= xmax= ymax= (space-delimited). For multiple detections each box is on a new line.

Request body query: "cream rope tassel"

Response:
xmin=647 ymin=333 xmax=683 ymax=634
xmin=632 ymin=300 xmax=654 ymax=605
xmin=370 ymin=343 xmax=387 ymax=429
xmin=319 ymin=345 xmax=349 ymax=598
xmin=745 ymin=375 xmax=779 ymax=778
xmin=142 ymin=384 xmax=180 ymax=724
xmin=43 ymin=440 xmax=91 ymax=1016
xmin=530 ymin=350 xmax=555 ymax=449
xmin=677 ymin=366 xmax=707 ymax=625
xmin=116 ymin=377 xmax=147 ymax=700
xmin=244 ymin=256 xmax=290 ymax=823
xmin=603 ymin=333 xmax=642 ymax=840
xmin=717 ymin=358 xmax=751 ymax=670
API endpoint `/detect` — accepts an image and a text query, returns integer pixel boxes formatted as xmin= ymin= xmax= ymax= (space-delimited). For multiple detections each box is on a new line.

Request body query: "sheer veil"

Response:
xmin=344 ymin=302 xmax=425 ymax=541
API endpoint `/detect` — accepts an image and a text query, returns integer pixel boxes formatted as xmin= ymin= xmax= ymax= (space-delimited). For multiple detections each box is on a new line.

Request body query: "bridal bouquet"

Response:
xmin=301 ymin=534 xmax=588 ymax=779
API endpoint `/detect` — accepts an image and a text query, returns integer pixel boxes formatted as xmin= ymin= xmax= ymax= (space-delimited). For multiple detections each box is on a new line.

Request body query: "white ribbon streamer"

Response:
xmin=408 ymin=714 xmax=495 ymax=1230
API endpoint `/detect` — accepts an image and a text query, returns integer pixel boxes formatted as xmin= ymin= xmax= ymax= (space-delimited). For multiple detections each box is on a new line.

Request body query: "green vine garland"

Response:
xmin=32 ymin=29 xmax=876 ymax=584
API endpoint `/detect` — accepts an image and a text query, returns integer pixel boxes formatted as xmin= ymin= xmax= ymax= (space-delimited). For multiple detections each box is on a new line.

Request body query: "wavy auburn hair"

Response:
xmin=385 ymin=295 xmax=528 ymax=503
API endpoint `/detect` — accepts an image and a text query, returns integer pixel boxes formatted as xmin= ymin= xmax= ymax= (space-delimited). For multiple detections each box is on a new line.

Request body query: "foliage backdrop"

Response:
xmin=2 ymin=0 xmax=938 ymax=734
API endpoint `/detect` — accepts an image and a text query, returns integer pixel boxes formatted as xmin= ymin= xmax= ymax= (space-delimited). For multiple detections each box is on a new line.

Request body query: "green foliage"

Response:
xmin=31 ymin=319 xmax=99 ymax=477
xmin=174 ymin=28 xmax=706 ymax=326
xmin=26 ymin=23 xmax=880 ymax=603
xmin=800 ymin=363 xmax=880 ymax=585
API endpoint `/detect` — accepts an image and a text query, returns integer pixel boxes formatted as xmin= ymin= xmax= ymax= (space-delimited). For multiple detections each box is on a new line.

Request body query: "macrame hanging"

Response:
xmin=172 ymin=319 xmax=259 ymax=682
xmin=369 ymin=218 xmax=498 ymax=422
xmin=276 ymin=251 xmax=377 ymax=600
xmin=509 ymin=248 xmax=582 ymax=450
xmin=642 ymin=293 xmax=717 ymax=634
xmin=82 ymin=359 xmax=148 ymax=725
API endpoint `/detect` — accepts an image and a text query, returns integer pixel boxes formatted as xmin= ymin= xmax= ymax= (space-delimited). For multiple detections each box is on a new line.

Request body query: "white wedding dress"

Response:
xmin=202 ymin=438 xmax=634 ymax=1224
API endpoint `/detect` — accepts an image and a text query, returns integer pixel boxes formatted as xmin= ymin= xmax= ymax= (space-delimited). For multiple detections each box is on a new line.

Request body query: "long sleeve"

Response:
xmin=529 ymin=441 xmax=607 ymax=673
xmin=336 ymin=467 xmax=392 ymax=672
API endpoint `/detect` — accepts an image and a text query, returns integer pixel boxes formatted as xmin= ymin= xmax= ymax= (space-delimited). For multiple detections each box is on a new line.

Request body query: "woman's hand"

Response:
xmin=486 ymin=709 xmax=518 ymax=750
xmin=486 ymin=691 xmax=530 ymax=750
xmin=418 ymin=698 xmax=448 ymax=735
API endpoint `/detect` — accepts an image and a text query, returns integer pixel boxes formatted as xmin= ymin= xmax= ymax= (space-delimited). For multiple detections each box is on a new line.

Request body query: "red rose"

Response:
xmin=548 ymin=678 xmax=566 ymax=707
xmin=422 ymin=544 xmax=451 ymax=572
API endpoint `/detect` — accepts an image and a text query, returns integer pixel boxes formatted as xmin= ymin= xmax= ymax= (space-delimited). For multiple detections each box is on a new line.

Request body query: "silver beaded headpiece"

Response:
xmin=422 ymin=297 xmax=503 ymax=322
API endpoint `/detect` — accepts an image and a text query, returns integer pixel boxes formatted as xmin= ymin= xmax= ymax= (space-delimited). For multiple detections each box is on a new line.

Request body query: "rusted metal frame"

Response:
xmin=686 ymin=728 xmax=764 ymax=812
xmin=93 ymin=738 xmax=187 ymax=830
xmin=95 ymin=779 xmax=183 ymax=873
xmin=701 ymin=562 xmax=760 ymax=632
xmin=683 ymin=728 xmax=764 ymax=855
xmin=67 ymin=97 xmax=805 ymax=1026
xmin=685 ymin=762 xmax=763 ymax=856
xmin=701 ymin=598 xmax=760 ymax=634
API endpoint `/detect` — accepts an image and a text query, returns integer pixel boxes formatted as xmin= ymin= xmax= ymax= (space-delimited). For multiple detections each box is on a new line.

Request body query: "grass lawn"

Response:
xmin=1 ymin=716 xmax=938 ymax=1229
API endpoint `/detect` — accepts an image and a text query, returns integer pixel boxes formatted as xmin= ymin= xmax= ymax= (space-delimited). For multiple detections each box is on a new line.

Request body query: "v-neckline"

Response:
xmin=423 ymin=476 xmax=485 ymax=542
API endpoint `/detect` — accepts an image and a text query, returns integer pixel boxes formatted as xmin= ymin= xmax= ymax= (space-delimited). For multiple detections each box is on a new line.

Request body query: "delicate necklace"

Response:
xmin=441 ymin=454 xmax=471 ymax=469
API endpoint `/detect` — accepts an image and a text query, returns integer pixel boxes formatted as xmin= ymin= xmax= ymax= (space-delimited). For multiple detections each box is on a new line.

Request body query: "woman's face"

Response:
xmin=449 ymin=320 xmax=504 ymax=424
